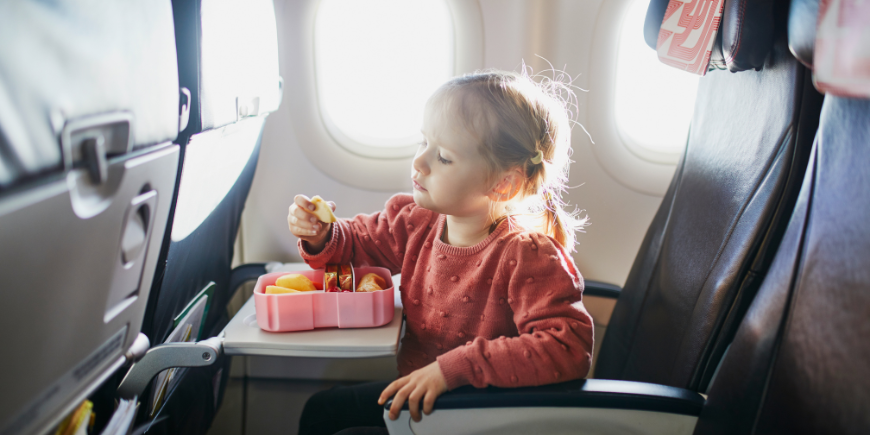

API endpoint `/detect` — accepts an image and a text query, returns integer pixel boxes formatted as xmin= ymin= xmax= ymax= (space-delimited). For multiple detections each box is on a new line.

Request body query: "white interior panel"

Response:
xmin=386 ymin=406 xmax=698 ymax=435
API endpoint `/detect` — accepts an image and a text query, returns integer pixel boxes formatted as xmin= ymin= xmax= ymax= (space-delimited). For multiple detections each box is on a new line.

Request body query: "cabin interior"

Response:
xmin=1 ymin=0 xmax=869 ymax=434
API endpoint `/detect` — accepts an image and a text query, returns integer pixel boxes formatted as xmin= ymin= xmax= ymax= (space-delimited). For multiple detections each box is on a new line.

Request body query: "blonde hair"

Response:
xmin=432 ymin=67 xmax=588 ymax=251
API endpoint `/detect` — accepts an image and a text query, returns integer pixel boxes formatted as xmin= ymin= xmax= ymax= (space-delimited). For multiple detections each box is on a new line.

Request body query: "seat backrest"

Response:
xmin=595 ymin=0 xmax=823 ymax=391
xmin=143 ymin=0 xmax=282 ymax=345
xmin=0 ymin=1 xmax=181 ymax=434
xmin=694 ymin=1 xmax=870 ymax=432
xmin=133 ymin=0 xmax=281 ymax=432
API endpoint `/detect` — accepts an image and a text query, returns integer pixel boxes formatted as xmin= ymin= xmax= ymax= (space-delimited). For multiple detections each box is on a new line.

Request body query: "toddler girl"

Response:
xmin=289 ymin=70 xmax=594 ymax=435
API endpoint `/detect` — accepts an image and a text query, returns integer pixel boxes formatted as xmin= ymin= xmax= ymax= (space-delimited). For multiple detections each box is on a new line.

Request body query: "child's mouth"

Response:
xmin=412 ymin=179 xmax=427 ymax=192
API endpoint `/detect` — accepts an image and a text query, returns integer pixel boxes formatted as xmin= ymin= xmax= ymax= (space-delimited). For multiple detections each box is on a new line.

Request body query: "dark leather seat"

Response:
xmin=693 ymin=0 xmax=870 ymax=432
xmin=595 ymin=0 xmax=823 ymax=391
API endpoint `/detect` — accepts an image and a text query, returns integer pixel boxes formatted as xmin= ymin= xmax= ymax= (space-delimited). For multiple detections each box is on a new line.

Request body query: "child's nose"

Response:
xmin=412 ymin=151 xmax=430 ymax=175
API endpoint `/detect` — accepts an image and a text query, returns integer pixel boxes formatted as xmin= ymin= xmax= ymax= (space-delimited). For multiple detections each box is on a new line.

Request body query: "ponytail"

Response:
xmin=540 ymin=189 xmax=587 ymax=253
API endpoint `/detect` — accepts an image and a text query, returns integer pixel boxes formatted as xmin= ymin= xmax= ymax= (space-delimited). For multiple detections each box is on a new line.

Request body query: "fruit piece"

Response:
xmin=356 ymin=273 xmax=386 ymax=292
xmin=324 ymin=272 xmax=338 ymax=291
xmin=325 ymin=287 xmax=340 ymax=293
xmin=275 ymin=274 xmax=316 ymax=291
xmin=310 ymin=196 xmax=337 ymax=223
xmin=266 ymin=285 xmax=302 ymax=294
xmin=339 ymin=274 xmax=353 ymax=291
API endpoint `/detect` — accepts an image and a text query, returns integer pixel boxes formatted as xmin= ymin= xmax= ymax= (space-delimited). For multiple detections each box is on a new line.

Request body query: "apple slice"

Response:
xmin=310 ymin=196 xmax=337 ymax=223
xmin=265 ymin=285 xmax=302 ymax=294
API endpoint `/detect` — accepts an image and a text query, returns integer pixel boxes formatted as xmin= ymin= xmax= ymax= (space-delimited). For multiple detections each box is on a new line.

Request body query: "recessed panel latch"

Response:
xmin=61 ymin=112 xmax=133 ymax=185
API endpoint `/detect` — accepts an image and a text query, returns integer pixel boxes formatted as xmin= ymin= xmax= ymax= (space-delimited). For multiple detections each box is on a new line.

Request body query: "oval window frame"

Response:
xmin=612 ymin=0 xmax=698 ymax=164
xmin=279 ymin=0 xmax=483 ymax=191
xmin=587 ymin=0 xmax=698 ymax=196
xmin=313 ymin=0 xmax=456 ymax=160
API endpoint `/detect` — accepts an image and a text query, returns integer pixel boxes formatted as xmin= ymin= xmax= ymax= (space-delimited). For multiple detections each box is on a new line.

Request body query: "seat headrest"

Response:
xmin=788 ymin=0 xmax=819 ymax=68
xmin=645 ymin=0 xmax=778 ymax=73
xmin=812 ymin=0 xmax=870 ymax=97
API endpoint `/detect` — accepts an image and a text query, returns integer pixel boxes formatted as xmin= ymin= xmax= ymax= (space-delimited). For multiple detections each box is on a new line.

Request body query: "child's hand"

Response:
xmin=378 ymin=361 xmax=448 ymax=422
xmin=288 ymin=194 xmax=335 ymax=252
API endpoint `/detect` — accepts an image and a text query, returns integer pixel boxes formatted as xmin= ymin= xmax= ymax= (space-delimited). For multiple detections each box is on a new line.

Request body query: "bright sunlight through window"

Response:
xmin=615 ymin=0 xmax=699 ymax=156
xmin=315 ymin=0 xmax=453 ymax=155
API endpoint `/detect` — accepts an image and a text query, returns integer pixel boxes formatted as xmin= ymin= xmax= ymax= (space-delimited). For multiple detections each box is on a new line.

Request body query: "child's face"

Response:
xmin=412 ymin=97 xmax=495 ymax=217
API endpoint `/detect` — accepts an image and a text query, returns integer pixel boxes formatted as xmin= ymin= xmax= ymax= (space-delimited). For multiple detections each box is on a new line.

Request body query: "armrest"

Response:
xmin=386 ymin=379 xmax=702 ymax=415
xmin=384 ymin=379 xmax=704 ymax=435
xmin=228 ymin=262 xmax=268 ymax=294
xmin=584 ymin=280 xmax=622 ymax=299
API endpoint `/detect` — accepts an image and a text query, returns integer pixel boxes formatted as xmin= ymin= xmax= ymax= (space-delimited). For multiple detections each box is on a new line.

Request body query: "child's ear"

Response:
xmin=487 ymin=169 xmax=523 ymax=202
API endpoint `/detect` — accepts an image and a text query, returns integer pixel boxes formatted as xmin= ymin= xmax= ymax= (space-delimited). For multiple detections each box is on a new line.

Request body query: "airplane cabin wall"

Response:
xmin=240 ymin=0 xmax=673 ymax=288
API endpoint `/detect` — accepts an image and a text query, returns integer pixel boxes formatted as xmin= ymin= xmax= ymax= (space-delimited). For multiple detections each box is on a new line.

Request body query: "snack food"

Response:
xmin=265 ymin=285 xmax=302 ymax=294
xmin=275 ymin=274 xmax=316 ymax=292
xmin=339 ymin=264 xmax=353 ymax=291
xmin=324 ymin=264 xmax=339 ymax=292
xmin=310 ymin=195 xmax=337 ymax=223
xmin=356 ymin=273 xmax=386 ymax=292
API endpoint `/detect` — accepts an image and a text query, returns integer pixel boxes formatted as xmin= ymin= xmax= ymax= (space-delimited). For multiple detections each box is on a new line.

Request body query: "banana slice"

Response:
xmin=311 ymin=195 xmax=337 ymax=223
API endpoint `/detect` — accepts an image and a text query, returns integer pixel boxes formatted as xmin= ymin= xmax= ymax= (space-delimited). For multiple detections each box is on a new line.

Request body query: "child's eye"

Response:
xmin=438 ymin=153 xmax=452 ymax=164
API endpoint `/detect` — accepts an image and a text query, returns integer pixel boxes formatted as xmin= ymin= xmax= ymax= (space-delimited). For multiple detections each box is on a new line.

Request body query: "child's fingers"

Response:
xmin=422 ymin=389 xmax=438 ymax=416
xmin=408 ymin=386 xmax=425 ymax=422
xmin=288 ymin=204 xmax=321 ymax=236
xmin=328 ymin=201 xmax=336 ymax=212
xmin=389 ymin=384 xmax=415 ymax=420
xmin=294 ymin=194 xmax=317 ymax=213
xmin=378 ymin=378 xmax=406 ymax=405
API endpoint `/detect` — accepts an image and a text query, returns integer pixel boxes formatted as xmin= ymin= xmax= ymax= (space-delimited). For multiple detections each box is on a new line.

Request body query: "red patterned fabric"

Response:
xmin=656 ymin=0 xmax=726 ymax=75
xmin=298 ymin=194 xmax=594 ymax=390
xmin=814 ymin=0 xmax=870 ymax=97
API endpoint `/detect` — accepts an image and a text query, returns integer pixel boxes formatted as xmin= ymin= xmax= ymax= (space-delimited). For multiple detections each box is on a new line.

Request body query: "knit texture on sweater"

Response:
xmin=299 ymin=194 xmax=594 ymax=390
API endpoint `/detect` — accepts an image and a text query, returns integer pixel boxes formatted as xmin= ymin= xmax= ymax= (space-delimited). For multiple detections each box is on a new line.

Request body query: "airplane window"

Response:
xmin=315 ymin=0 xmax=454 ymax=158
xmin=614 ymin=0 xmax=699 ymax=156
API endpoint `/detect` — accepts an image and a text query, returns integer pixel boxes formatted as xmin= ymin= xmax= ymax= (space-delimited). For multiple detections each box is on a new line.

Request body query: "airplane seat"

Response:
xmin=383 ymin=0 xmax=827 ymax=433
xmin=693 ymin=0 xmax=870 ymax=431
xmin=0 ymin=1 xmax=183 ymax=434
xmin=130 ymin=0 xmax=282 ymax=433
xmin=591 ymin=0 xmax=823 ymax=391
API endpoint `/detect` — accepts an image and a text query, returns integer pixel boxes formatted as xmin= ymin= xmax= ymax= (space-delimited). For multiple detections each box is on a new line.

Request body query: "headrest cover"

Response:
xmin=199 ymin=0 xmax=281 ymax=132
xmin=645 ymin=0 xmax=779 ymax=74
xmin=655 ymin=0 xmax=726 ymax=75
xmin=813 ymin=0 xmax=870 ymax=97
xmin=789 ymin=0 xmax=820 ymax=68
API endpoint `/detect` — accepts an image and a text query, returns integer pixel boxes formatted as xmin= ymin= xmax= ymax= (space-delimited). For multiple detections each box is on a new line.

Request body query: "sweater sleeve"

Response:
xmin=437 ymin=233 xmax=594 ymax=389
xmin=297 ymin=194 xmax=426 ymax=275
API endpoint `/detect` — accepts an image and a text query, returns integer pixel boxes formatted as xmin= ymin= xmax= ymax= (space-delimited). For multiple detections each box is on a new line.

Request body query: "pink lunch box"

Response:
xmin=253 ymin=267 xmax=395 ymax=332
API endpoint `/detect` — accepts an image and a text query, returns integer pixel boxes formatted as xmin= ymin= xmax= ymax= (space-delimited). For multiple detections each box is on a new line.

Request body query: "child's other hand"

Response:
xmin=288 ymin=194 xmax=335 ymax=250
xmin=378 ymin=361 xmax=448 ymax=422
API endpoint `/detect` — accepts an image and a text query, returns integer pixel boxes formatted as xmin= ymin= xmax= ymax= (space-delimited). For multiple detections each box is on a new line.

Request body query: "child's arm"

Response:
xmin=295 ymin=193 xmax=431 ymax=275
xmin=436 ymin=233 xmax=594 ymax=389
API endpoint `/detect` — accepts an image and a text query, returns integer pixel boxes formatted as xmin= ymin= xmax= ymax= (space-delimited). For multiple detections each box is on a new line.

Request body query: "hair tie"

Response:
xmin=530 ymin=149 xmax=544 ymax=165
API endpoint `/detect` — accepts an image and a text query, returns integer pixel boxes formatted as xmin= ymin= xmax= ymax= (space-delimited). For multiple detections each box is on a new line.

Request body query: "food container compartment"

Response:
xmin=253 ymin=267 xmax=394 ymax=332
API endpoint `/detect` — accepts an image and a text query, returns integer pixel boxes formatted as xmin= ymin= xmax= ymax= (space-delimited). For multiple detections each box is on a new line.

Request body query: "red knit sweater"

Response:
xmin=299 ymin=194 xmax=594 ymax=390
